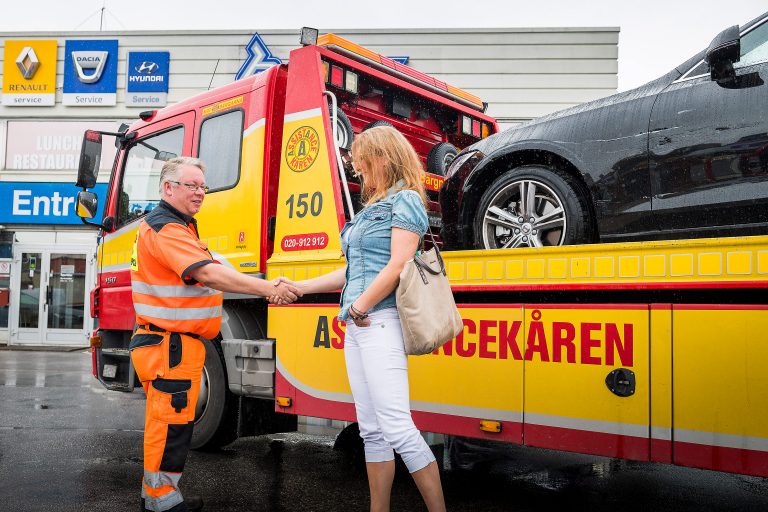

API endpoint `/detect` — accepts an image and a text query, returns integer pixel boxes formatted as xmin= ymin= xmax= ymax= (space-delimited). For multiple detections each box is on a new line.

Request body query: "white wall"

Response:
xmin=0 ymin=27 xmax=619 ymax=126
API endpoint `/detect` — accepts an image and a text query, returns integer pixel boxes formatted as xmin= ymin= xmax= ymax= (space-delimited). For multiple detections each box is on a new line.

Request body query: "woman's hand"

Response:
xmin=348 ymin=303 xmax=371 ymax=327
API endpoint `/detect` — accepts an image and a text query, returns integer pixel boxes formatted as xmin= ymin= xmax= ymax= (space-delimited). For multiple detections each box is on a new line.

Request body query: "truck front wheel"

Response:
xmin=191 ymin=336 xmax=239 ymax=450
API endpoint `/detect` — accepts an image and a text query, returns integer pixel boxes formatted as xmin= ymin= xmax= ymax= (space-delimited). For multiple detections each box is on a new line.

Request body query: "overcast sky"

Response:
xmin=0 ymin=0 xmax=765 ymax=91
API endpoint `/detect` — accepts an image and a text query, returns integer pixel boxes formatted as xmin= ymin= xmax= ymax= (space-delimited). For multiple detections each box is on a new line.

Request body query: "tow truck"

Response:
xmin=76 ymin=29 xmax=767 ymax=478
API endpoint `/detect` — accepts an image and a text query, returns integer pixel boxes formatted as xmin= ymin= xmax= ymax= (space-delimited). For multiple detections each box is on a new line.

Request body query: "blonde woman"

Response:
xmin=281 ymin=126 xmax=446 ymax=511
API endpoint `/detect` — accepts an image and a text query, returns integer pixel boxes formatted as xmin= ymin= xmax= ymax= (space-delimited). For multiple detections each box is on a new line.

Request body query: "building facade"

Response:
xmin=0 ymin=27 xmax=618 ymax=345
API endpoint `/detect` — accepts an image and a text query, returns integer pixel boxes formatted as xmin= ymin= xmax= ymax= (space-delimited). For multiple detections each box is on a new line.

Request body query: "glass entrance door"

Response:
xmin=17 ymin=252 xmax=42 ymax=333
xmin=10 ymin=246 xmax=93 ymax=346
xmin=47 ymin=253 xmax=87 ymax=334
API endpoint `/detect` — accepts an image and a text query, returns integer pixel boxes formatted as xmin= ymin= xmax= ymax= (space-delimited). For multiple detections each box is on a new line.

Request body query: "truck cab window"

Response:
xmin=118 ymin=126 xmax=184 ymax=227
xmin=197 ymin=110 xmax=244 ymax=192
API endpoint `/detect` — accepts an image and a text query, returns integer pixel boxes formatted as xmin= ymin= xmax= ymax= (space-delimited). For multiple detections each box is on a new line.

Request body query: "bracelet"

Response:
xmin=349 ymin=304 xmax=368 ymax=320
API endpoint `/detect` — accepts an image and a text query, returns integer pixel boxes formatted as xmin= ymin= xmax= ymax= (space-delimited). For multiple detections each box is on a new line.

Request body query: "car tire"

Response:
xmin=362 ymin=120 xmax=394 ymax=131
xmin=190 ymin=336 xmax=239 ymax=450
xmin=472 ymin=165 xmax=593 ymax=249
xmin=331 ymin=105 xmax=354 ymax=150
xmin=427 ymin=142 xmax=458 ymax=176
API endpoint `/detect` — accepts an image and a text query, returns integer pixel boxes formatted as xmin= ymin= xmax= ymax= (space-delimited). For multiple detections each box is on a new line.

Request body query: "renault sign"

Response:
xmin=2 ymin=40 xmax=57 ymax=106
xmin=126 ymin=51 xmax=170 ymax=107
xmin=63 ymin=40 xmax=118 ymax=106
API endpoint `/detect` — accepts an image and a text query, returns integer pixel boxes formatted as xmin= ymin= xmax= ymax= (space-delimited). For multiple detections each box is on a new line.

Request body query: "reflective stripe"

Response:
xmin=142 ymin=488 xmax=183 ymax=512
xmin=134 ymin=303 xmax=222 ymax=321
xmin=143 ymin=469 xmax=182 ymax=488
xmin=675 ymin=428 xmax=768 ymax=452
xmin=132 ymin=280 xmax=221 ymax=298
xmin=142 ymin=471 xmax=184 ymax=512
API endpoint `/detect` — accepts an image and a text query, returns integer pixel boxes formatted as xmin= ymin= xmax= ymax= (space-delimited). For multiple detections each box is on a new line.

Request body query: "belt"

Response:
xmin=134 ymin=323 xmax=203 ymax=340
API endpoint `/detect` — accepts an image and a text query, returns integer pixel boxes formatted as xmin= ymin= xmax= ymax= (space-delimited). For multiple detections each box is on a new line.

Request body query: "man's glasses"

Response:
xmin=169 ymin=180 xmax=209 ymax=193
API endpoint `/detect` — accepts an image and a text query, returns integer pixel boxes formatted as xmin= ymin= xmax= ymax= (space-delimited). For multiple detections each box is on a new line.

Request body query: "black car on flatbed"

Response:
xmin=440 ymin=11 xmax=768 ymax=250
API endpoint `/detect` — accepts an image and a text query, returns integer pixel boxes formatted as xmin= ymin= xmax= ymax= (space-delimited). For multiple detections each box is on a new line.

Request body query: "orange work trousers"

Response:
xmin=130 ymin=325 xmax=206 ymax=512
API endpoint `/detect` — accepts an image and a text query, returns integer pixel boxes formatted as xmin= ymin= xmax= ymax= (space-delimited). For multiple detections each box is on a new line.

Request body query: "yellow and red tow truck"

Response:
xmin=76 ymin=29 xmax=767 ymax=478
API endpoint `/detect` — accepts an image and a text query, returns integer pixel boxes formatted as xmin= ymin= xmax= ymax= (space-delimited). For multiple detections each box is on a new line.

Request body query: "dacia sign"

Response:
xmin=126 ymin=51 xmax=170 ymax=107
xmin=63 ymin=40 xmax=118 ymax=106
xmin=0 ymin=182 xmax=107 ymax=225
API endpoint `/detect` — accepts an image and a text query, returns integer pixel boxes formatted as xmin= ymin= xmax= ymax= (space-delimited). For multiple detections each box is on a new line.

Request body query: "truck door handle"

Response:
xmin=605 ymin=368 xmax=636 ymax=397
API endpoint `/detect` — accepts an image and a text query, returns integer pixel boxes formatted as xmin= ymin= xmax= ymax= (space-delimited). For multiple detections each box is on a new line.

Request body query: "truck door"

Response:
xmin=523 ymin=304 xmax=651 ymax=460
xmin=192 ymin=95 xmax=263 ymax=272
xmin=98 ymin=111 xmax=194 ymax=331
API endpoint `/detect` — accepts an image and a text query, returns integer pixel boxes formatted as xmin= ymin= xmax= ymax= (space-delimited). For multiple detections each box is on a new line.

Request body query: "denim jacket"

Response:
xmin=339 ymin=188 xmax=428 ymax=321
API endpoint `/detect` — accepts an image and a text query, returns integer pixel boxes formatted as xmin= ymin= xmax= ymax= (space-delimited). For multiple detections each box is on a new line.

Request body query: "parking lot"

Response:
xmin=0 ymin=348 xmax=766 ymax=512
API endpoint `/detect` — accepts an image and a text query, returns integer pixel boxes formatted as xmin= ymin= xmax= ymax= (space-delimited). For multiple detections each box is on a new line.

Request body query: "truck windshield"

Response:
xmin=117 ymin=126 xmax=184 ymax=227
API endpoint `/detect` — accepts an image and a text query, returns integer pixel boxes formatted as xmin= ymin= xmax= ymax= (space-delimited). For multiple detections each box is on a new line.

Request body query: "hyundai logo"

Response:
xmin=135 ymin=61 xmax=159 ymax=75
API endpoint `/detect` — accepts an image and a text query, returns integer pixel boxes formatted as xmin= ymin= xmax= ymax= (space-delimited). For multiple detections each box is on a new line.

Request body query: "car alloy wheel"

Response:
xmin=481 ymin=178 xmax=567 ymax=249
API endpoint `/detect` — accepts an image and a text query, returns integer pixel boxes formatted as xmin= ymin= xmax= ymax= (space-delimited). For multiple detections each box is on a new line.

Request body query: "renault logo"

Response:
xmin=15 ymin=46 xmax=40 ymax=80
xmin=71 ymin=50 xmax=109 ymax=84
xmin=135 ymin=61 xmax=159 ymax=74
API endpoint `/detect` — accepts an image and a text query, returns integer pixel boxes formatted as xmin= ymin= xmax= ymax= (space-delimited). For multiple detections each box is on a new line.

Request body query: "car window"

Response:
xmin=117 ymin=126 xmax=184 ymax=227
xmin=681 ymin=60 xmax=709 ymax=79
xmin=197 ymin=109 xmax=244 ymax=192
xmin=737 ymin=19 xmax=768 ymax=68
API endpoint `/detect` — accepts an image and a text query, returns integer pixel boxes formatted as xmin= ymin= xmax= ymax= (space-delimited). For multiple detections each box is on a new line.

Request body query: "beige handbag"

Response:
xmin=397 ymin=238 xmax=463 ymax=355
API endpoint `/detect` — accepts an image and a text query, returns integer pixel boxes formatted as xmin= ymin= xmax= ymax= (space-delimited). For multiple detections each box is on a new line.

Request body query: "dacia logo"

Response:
xmin=135 ymin=61 xmax=159 ymax=75
xmin=71 ymin=50 xmax=109 ymax=84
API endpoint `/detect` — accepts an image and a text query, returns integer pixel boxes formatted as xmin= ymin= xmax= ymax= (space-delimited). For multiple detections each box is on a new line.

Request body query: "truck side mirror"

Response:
xmin=76 ymin=130 xmax=103 ymax=189
xmin=76 ymin=191 xmax=98 ymax=219
xmin=706 ymin=25 xmax=740 ymax=83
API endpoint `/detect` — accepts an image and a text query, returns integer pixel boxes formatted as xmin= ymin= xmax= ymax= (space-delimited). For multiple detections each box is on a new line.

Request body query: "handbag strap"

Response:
xmin=414 ymin=230 xmax=446 ymax=276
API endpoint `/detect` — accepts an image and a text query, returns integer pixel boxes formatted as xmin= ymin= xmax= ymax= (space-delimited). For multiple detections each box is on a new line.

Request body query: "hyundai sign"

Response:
xmin=63 ymin=40 xmax=118 ymax=106
xmin=126 ymin=51 xmax=170 ymax=107
xmin=0 ymin=182 xmax=108 ymax=225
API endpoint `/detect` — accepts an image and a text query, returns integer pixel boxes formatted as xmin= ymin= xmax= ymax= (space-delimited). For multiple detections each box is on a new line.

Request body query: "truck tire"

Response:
xmin=472 ymin=165 xmax=594 ymax=250
xmin=362 ymin=120 xmax=393 ymax=131
xmin=333 ymin=422 xmax=365 ymax=466
xmin=331 ymin=105 xmax=354 ymax=150
xmin=191 ymin=336 xmax=239 ymax=450
xmin=427 ymin=142 xmax=458 ymax=176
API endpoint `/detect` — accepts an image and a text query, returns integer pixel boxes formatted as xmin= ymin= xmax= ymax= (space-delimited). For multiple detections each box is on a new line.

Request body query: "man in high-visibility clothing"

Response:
xmin=130 ymin=157 xmax=300 ymax=512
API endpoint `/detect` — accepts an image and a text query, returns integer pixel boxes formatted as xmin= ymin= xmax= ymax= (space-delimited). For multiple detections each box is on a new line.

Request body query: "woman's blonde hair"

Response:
xmin=351 ymin=126 xmax=427 ymax=206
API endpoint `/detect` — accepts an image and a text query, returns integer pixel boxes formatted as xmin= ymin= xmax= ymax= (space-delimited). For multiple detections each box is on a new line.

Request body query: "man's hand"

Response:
xmin=268 ymin=277 xmax=302 ymax=304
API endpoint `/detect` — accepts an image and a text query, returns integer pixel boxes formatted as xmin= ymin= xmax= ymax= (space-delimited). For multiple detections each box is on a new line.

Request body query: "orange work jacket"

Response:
xmin=130 ymin=200 xmax=223 ymax=339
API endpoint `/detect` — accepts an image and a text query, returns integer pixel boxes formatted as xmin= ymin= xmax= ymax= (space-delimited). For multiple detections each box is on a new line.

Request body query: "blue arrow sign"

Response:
xmin=235 ymin=33 xmax=281 ymax=80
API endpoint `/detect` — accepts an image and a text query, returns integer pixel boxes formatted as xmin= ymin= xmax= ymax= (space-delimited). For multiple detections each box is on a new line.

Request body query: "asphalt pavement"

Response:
xmin=0 ymin=349 xmax=766 ymax=512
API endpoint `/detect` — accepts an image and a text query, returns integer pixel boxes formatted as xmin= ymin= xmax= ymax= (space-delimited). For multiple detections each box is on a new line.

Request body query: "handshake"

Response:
xmin=267 ymin=276 xmax=302 ymax=305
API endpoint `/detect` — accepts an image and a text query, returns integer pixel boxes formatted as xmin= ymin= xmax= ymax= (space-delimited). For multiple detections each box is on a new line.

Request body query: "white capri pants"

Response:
xmin=344 ymin=307 xmax=436 ymax=473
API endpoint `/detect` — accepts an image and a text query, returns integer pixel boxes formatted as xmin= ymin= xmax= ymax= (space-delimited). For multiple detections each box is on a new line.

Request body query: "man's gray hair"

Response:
xmin=159 ymin=157 xmax=206 ymax=193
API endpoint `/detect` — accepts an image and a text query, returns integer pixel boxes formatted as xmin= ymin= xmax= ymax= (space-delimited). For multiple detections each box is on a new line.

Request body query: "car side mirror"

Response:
xmin=705 ymin=25 xmax=740 ymax=83
xmin=76 ymin=191 xmax=98 ymax=219
xmin=76 ymin=130 xmax=103 ymax=189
